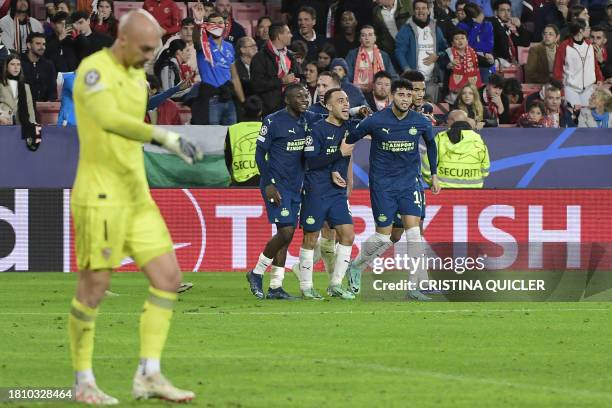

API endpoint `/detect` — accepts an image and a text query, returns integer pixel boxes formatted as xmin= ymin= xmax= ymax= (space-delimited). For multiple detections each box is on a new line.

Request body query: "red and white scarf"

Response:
xmin=448 ymin=46 xmax=481 ymax=92
xmin=266 ymin=40 xmax=295 ymax=90
xmin=353 ymin=45 xmax=385 ymax=91
xmin=199 ymin=22 xmax=225 ymax=66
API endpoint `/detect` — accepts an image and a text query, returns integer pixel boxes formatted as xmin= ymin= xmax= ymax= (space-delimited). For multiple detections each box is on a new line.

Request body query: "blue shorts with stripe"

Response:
xmin=262 ymin=188 xmax=301 ymax=226
xmin=371 ymin=185 xmax=424 ymax=228
xmin=393 ymin=188 xmax=426 ymax=228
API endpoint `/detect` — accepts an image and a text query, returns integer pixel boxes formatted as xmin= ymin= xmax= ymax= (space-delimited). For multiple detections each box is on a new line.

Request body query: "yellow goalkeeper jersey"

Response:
xmin=72 ymin=48 xmax=155 ymax=207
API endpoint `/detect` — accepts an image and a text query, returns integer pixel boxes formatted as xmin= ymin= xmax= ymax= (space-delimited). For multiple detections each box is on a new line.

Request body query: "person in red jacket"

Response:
xmin=143 ymin=0 xmax=181 ymax=39
xmin=553 ymin=18 xmax=604 ymax=107
xmin=146 ymin=75 xmax=184 ymax=125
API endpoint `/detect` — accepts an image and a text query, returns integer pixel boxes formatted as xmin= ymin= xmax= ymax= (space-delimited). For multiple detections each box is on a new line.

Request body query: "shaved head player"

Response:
xmin=69 ymin=10 xmax=201 ymax=405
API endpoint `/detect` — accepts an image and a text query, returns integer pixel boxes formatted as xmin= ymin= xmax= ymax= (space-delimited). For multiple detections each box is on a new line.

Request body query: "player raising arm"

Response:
xmin=69 ymin=10 xmax=201 ymax=405
xmin=345 ymin=79 xmax=441 ymax=296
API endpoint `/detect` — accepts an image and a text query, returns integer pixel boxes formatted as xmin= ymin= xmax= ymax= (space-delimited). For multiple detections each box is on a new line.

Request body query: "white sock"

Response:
xmin=353 ymin=233 xmax=393 ymax=271
xmin=405 ymin=227 xmax=426 ymax=287
xmin=253 ymin=253 xmax=273 ymax=275
xmin=319 ymin=237 xmax=336 ymax=276
xmin=269 ymin=265 xmax=285 ymax=289
xmin=298 ymin=248 xmax=314 ymax=291
xmin=75 ymin=369 xmax=95 ymax=385
xmin=330 ymin=244 xmax=352 ymax=286
xmin=313 ymin=240 xmax=322 ymax=264
xmin=137 ymin=358 xmax=160 ymax=376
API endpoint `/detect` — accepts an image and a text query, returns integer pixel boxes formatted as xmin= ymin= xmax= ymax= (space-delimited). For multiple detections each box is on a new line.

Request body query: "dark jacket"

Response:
xmin=524 ymin=90 xmax=576 ymax=127
xmin=44 ymin=32 xmax=77 ymax=73
xmin=292 ymin=30 xmax=327 ymax=62
xmin=533 ymin=3 xmax=566 ymax=42
xmin=364 ymin=92 xmax=389 ymax=112
xmin=235 ymin=58 xmax=253 ymax=98
xmin=333 ymin=34 xmax=359 ymax=59
xmin=488 ymin=17 xmax=531 ymax=62
xmin=340 ymin=77 xmax=367 ymax=108
xmin=250 ymin=46 xmax=300 ymax=116
xmin=434 ymin=5 xmax=456 ymax=43
xmin=20 ymin=53 xmax=57 ymax=102
xmin=478 ymin=85 xmax=510 ymax=125
xmin=74 ymin=31 xmax=113 ymax=65
xmin=225 ymin=18 xmax=246 ymax=46
xmin=372 ymin=0 xmax=411 ymax=57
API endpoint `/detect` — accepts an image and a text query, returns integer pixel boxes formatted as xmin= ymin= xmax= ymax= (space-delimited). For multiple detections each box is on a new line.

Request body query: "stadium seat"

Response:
xmin=498 ymin=65 xmax=522 ymax=81
xmin=36 ymin=102 xmax=60 ymax=126
xmin=522 ymin=83 xmax=541 ymax=99
xmin=517 ymin=46 xmax=530 ymax=66
xmin=176 ymin=104 xmax=192 ymax=124
xmin=114 ymin=2 xmax=144 ymax=19
xmin=232 ymin=2 xmax=266 ymax=23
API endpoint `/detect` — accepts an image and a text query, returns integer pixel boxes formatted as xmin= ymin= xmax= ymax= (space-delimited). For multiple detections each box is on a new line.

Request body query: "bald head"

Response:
xmin=447 ymin=109 xmax=469 ymax=127
xmin=115 ymin=10 xmax=162 ymax=68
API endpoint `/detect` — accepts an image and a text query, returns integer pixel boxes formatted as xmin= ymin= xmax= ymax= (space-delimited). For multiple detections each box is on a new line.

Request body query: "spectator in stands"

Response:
xmin=20 ymin=32 xmax=56 ymax=102
xmin=347 ymin=25 xmax=397 ymax=92
xmin=554 ymin=19 xmax=603 ymax=107
xmin=403 ymin=70 xmax=436 ymax=121
xmin=524 ymin=78 xmax=561 ymax=107
xmin=54 ymin=0 xmax=70 ymax=14
xmin=452 ymin=83 xmax=495 ymax=128
xmin=364 ymin=70 xmax=392 ymax=111
xmin=503 ymin=78 xmax=524 ymax=104
xmin=591 ymin=25 xmax=611 ymax=78
xmin=255 ymin=16 xmax=272 ymax=50
xmin=333 ymin=0 xmax=375 ymax=32
xmin=518 ymin=100 xmax=553 ymax=127
xmin=329 ymin=57 xmax=368 ymax=108
xmin=458 ymin=3 xmax=495 ymax=82
xmin=439 ymin=29 xmax=484 ymax=103
xmin=190 ymin=2 xmax=207 ymax=25
xmin=578 ymin=87 xmax=612 ymax=127
xmin=526 ymin=24 xmax=560 ymax=83
xmin=293 ymin=6 xmax=327 ymax=62
xmin=310 ymin=70 xmax=341 ymax=114
xmin=0 ymin=54 xmax=36 ymax=126
xmin=224 ymin=95 xmax=263 ymax=186
xmin=303 ymin=61 xmax=319 ymax=102
xmin=143 ymin=0 xmax=181 ymax=40
xmin=534 ymin=0 xmax=568 ymax=42
xmin=282 ymin=0 xmax=332 ymax=37
xmin=160 ymin=18 xmax=199 ymax=83
xmin=154 ymin=39 xmax=189 ymax=95
xmin=145 ymin=74 xmax=184 ymax=125
xmin=90 ymin=0 xmax=117 ymax=40
xmin=71 ymin=10 xmax=113 ymax=65
xmin=57 ymin=71 xmax=75 ymax=126
xmin=289 ymin=39 xmax=308 ymax=72
xmin=317 ymin=42 xmax=335 ymax=70
xmin=202 ymin=1 xmax=215 ymax=19
xmin=454 ymin=0 xmax=468 ymax=25
xmin=479 ymin=73 xmax=510 ymax=125
xmin=470 ymin=0 xmax=494 ymax=18
xmin=543 ymin=85 xmax=576 ymax=127
xmin=435 ymin=0 xmax=457 ymax=42
xmin=490 ymin=0 xmax=531 ymax=67
xmin=44 ymin=11 xmax=76 ymax=73
xmin=235 ymin=36 xmax=258 ymax=100
xmin=372 ymin=0 xmax=411 ymax=58
xmin=0 ymin=0 xmax=43 ymax=54
xmin=191 ymin=12 xmax=245 ymax=125
xmin=215 ymin=0 xmax=246 ymax=46
xmin=561 ymin=5 xmax=592 ymax=40
xmin=333 ymin=10 xmax=359 ymax=59
xmin=395 ymin=0 xmax=448 ymax=101
xmin=250 ymin=22 xmax=299 ymax=116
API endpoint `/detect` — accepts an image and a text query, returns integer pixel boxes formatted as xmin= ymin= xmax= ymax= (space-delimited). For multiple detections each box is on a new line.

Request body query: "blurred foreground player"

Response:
xmin=246 ymin=84 xmax=320 ymax=299
xmin=345 ymin=79 xmax=441 ymax=296
xmin=69 ymin=10 xmax=202 ymax=405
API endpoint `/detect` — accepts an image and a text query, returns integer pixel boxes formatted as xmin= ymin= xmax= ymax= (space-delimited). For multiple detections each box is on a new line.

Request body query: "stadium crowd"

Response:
xmin=0 ymin=0 xmax=610 ymax=129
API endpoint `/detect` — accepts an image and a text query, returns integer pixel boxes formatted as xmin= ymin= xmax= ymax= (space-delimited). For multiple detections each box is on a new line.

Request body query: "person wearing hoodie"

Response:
xmin=329 ymin=57 xmax=368 ymax=108
xmin=0 ymin=0 xmax=43 ymax=54
xmin=422 ymin=110 xmax=490 ymax=189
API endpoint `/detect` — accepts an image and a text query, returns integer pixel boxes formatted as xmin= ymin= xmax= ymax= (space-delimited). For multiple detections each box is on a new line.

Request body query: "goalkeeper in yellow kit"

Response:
xmin=68 ymin=10 xmax=201 ymax=405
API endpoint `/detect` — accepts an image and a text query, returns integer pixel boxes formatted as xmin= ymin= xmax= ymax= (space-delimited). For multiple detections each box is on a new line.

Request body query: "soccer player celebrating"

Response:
xmin=69 ymin=10 xmax=201 ymax=405
xmin=246 ymin=84 xmax=319 ymax=299
xmin=345 ymin=79 xmax=441 ymax=296
xmin=297 ymin=88 xmax=356 ymax=299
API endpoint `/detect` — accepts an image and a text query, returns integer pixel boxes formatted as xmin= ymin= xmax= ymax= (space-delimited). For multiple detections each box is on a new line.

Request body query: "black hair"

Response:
xmin=488 ymin=73 xmax=505 ymax=89
xmin=318 ymin=70 xmax=341 ymax=86
xmin=181 ymin=17 xmax=195 ymax=27
xmin=391 ymin=79 xmax=413 ymax=93
xmin=207 ymin=12 xmax=224 ymax=22
xmin=70 ymin=10 xmax=89 ymax=22
xmin=413 ymin=0 xmax=429 ymax=11
xmin=26 ymin=32 xmax=45 ymax=43
xmin=503 ymin=78 xmax=523 ymax=103
xmin=154 ymin=39 xmax=187 ymax=77
xmin=269 ymin=23 xmax=287 ymax=41
xmin=373 ymin=70 xmax=393 ymax=83
xmin=50 ymin=10 xmax=68 ymax=23
xmin=401 ymin=70 xmax=425 ymax=83
xmin=323 ymin=87 xmax=343 ymax=105
xmin=283 ymin=83 xmax=306 ymax=98
xmin=451 ymin=29 xmax=468 ymax=40
xmin=244 ymin=95 xmax=263 ymax=120
xmin=591 ymin=25 xmax=605 ymax=34
xmin=298 ymin=6 xmax=316 ymax=20
xmin=463 ymin=3 xmax=482 ymax=20
xmin=568 ymin=18 xmax=587 ymax=37
xmin=289 ymin=39 xmax=308 ymax=57
xmin=455 ymin=0 xmax=468 ymax=8
xmin=493 ymin=0 xmax=512 ymax=11
xmin=146 ymin=74 xmax=161 ymax=91
xmin=567 ymin=5 xmax=587 ymax=23
xmin=257 ymin=16 xmax=272 ymax=26
xmin=318 ymin=43 xmax=336 ymax=59
xmin=527 ymin=100 xmax=546 ymax=114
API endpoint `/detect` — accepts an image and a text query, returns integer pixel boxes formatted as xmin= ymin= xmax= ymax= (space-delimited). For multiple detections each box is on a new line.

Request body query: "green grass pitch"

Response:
xmin=2 ymin=272 xmax=612 ymax=407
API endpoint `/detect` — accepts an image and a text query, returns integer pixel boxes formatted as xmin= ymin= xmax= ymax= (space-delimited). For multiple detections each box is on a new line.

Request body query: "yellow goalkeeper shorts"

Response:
xmin=72 ymin=201 xmax=173 ymax=271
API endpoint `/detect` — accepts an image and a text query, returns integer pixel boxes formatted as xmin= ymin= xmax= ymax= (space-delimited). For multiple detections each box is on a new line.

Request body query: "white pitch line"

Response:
xmin=325 ymin=359 xmax=612 ymax=402
xmin=0 ymin=307 xmax=612 ymax=317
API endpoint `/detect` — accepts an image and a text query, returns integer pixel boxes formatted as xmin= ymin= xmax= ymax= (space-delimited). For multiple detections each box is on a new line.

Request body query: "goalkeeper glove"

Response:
xmin=151 ymin=128 xmax=203 ymax=165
